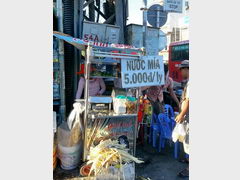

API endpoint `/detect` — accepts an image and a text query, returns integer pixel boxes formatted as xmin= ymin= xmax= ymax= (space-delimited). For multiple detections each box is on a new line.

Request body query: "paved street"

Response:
xmin=54 ymin=141 xmax=188 ymax=180
xmin=135 ymin=143 xmax=188 ymax=180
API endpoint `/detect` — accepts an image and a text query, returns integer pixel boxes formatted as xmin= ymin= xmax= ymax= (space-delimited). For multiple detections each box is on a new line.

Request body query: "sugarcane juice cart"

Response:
xmin=54 ymin=32 xmax=165 ymax=178
xmin=53 ymin=32 xmax=145 ymax=177
xmin=82 ymin=44 xmax=143 ymax=160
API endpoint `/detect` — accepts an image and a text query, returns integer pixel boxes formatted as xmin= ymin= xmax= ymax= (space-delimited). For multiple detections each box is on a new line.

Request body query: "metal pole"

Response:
xmin=156 ymin=5 xmax=160 ymax=54
xmin=73 ymin=0 xmax=79 ymax=99
xmin=115 ymin=0 xmax=125 ymax=44
xmin=156 ymin=5 xmax=160 ymax=27
xmin=142 ymin=0 xmax=147 ymax=55
xmin=134 ymin=87 xmax=140 ymax=156
xmin=78 ymin=0 xmax=84 ymax=96
xmin=88 ymin=0 xmax=95 ymax=21
xmin=83 ymin=45 xmax=92 ymax=162
xmin=57 ymin=0 xmax=66 ymax=122
xmin=79 ymin=0 xmax=84 ymax=39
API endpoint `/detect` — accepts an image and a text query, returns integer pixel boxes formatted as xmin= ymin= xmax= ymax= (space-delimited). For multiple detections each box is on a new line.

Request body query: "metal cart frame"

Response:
xmin=53 ymin=31 xmax=144 ymax=163
xmin=82 ymin=44 xmax=143 ymax=161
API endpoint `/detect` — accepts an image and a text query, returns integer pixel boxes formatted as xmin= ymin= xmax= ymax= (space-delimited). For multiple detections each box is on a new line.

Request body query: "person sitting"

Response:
xmin=76 ymin=77 xmax=106 ymax=99
xmin=141 ymin=67 xmax=180 ymax=116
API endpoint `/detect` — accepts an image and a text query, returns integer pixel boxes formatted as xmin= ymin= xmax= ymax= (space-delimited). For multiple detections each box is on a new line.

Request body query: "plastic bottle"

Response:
xmin=127 ymin=89 xmax=133 ymax=97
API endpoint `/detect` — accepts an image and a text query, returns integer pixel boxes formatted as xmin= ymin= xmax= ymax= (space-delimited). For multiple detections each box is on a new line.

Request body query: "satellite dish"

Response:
xmin=147 ymin=4 xmax=168 ymax=28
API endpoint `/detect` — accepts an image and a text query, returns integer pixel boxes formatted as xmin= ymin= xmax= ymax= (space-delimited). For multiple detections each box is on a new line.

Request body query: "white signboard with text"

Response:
xmin=121 ymin=56 xmax=165 ymax=88
xmin=164 ymin=0 xmax=183 ymax=13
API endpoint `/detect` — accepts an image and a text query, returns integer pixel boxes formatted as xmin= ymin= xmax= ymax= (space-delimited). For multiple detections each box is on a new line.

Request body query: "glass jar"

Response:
xmin=126 ymin=97 xmax=137 ymax=114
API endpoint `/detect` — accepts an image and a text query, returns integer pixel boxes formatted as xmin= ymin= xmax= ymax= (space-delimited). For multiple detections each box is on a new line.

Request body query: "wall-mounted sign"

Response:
xmin=121 ymin=56 xmax=165 ymax=88
xmin=164 ymin=0 xmax=183 ymax=13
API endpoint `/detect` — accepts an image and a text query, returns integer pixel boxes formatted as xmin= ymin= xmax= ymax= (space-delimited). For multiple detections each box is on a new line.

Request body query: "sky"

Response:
xmin=95 ymin=0 xmax=188 ymax=29
xmin=127 ymin=0 xmax=189 ymax=28
xmin=127 ymin=0 xmax=158 ymax=25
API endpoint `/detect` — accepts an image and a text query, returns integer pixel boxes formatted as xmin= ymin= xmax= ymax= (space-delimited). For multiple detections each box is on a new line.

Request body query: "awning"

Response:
xmin=53 ymin=31 xmax=142 ymax=52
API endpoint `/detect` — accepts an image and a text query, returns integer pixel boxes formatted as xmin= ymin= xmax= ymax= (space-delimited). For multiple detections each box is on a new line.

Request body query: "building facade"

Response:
xmin=160 ymin=0 xmax=189 ymax=62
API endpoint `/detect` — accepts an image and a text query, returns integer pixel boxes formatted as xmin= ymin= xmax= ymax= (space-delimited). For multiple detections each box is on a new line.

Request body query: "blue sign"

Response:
xmin=147 ymin=4 xmax=168 ymax=28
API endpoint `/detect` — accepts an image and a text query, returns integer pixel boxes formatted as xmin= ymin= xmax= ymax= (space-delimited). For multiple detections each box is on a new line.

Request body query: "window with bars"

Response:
xmin=171 ymin=27 xmax=180 ymax=43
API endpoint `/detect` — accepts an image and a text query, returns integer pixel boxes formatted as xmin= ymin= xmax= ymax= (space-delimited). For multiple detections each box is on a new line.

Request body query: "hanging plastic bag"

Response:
xmin=67 ymin=101 xmax=85 ymax=131
xmin=57 ymin=121 xmax=82 ymax=170
xmin=183 ymin=128 xmax=189 ymax=154
xmin=172 ymin=121 xmax=188 ymax=143
xmin=57 ymin=102 xmax=85 ymax=170
xmin=57 ymin=102 xmax=85 ymax=147
xmin=57 ymin=122 xmax=80 ymax=147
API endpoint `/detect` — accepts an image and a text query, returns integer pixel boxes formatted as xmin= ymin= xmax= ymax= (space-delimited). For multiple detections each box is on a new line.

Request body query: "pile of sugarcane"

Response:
xmin=86 ymin=118 xmax=112 ymax=149
xmin=86 ymin=139 xmax=144 ymax=178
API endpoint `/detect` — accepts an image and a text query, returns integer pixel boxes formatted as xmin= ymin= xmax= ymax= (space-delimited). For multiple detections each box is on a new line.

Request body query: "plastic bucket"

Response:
xmin=57 ymin=143 xmax=81 ymax=170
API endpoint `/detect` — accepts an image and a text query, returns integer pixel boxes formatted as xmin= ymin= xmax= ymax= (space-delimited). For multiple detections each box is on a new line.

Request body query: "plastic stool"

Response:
xmin=165 ymin=105 xmax=180 ymax=158
xmin=164 ymin=104 xmax=175 ymax=130
xmin=149 ymin=113 xmax=157 ymax=144
xmin=149 ymin=113 xmax=161 ymax=147
xmin=157 ymin=112 xmax=180 ymax=158
xmin=157 ymin=113 xmax=168 ymax=152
